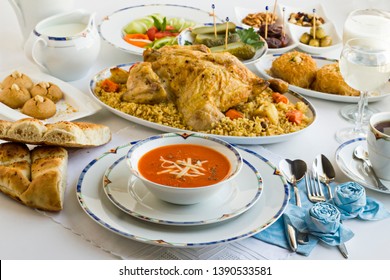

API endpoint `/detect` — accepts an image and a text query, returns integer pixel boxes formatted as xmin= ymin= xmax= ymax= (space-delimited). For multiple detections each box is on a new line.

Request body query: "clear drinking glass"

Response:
xmin=340 ymin=9 xmax=390 ymax=123
xmin=335 ymin=37 xmax=390 ymax=143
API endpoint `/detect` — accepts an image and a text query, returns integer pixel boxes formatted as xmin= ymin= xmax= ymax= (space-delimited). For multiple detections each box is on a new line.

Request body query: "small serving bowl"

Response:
xmin=126 ymin=132 xmax=243 ymax=205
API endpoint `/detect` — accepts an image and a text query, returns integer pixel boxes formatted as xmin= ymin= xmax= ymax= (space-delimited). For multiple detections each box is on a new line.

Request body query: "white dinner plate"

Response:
xmin=76 ymin=141 xmax=289 ymax=247
xmin=98 ymin=4 xmax=219 ymax=55
xmin=335 ymin=138 xmax=390 ymax=194
xmin=255 ymin=54 xmax=390 ymax=103
xmin=88 ymin=63 xmax=317 ymax=145
xmin=234 ymin=5 xmax=298 ymax=54
xmin=0 ymin=67 xmax=101 ymax=122
xmin=103 ymin=156 xmax=263 ymax=226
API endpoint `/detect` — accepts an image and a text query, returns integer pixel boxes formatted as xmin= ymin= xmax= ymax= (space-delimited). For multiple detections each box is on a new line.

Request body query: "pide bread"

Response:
xmin=0 ymin=118 xmax=111 ymax=148
xmin=0 ymin=142 xmax=67 ymax=211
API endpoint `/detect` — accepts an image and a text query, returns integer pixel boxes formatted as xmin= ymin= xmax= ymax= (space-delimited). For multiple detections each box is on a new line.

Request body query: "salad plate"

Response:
xmin=99 ymin=4 xmax=219 ymax=55
xmin=0 ymin=67 xmax=101 ymax=122
xmin=103 ymin=156 xmax=263 ymax=226
xmin=335 ymin=138 xmax=390 ymax=194
xmin=77 ymin=141 xmax=289 ymax=247
xmin=234 ymin=5 xmax=298 ymax=54
xmin=256 ymin=54 xmax=390 ymax=103
xmin=89 ymin=63 xmax=317 ymax=145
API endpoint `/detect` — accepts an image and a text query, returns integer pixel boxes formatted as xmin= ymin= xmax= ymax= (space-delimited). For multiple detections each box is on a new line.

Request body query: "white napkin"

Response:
xmin=38 ymin=125 xmax=291 ymax=260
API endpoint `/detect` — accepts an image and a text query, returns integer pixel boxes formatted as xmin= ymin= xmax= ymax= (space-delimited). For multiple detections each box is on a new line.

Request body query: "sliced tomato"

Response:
xmin=154 ymin=31 xmax=180 ymax=39
xmin=146 ymin=26 xmax=158 ymax=41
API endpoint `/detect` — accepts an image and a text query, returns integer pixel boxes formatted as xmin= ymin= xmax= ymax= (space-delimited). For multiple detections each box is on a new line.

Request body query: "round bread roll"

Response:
xmin=30 ymin=82 xmax=63 ymax=103
xmin=1 ymin=71 xmax=33 ymax=90
xmin=311 ymin=63 xmax=360 ymax=96
xmin=21 ymin=95 xmax=56 ymax=119
xmin=0 ymin=83 xmax=31 ymax=108
xmin=270 ymin=51 xmax=317 ymax=88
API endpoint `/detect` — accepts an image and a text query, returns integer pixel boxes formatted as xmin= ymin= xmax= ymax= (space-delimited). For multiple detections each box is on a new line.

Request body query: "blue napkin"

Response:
xmin=252 ymin=179 xmax=389 ymax=256
xmin=332 ymin=182 xmax=390 ymax=221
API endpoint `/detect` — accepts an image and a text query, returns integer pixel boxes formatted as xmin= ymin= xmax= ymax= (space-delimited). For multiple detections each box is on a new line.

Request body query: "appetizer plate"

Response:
xmin=99 ymin=4 xmax=219 ymax=55
xmin=256 ymin=54 xmax=390 ymax=103
xmin=336 ymin=138 xmax=390 ymax=194
xmin=77 ymin=141 xmax=289 ymax=247
xmin=234 ymin=5 xmax=298 ymax=54
xmin=89 ymin=63 xmax=317 ymax=145
xmin=177 ymin=24 xmax=268 ymax=65
xmin=103 ymin=156 xmax=263 ymax=226
xmin=0 ymin=67 xmax=101 ymax=122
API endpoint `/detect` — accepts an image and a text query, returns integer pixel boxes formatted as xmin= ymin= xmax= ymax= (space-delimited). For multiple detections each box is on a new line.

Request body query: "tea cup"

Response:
xmin=367 ymin=111 xmax=390 ymax=180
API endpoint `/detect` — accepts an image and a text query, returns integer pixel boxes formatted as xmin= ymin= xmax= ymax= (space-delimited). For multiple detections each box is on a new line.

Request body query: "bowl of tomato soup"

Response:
xmin=126 ymin=133 xmax=242 ymax=204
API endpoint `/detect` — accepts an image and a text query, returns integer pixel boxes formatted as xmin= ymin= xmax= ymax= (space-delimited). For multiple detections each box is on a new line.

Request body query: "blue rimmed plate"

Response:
xmin=76 ymin=140 xmax=289 ymax=247
xmin=103 ymin=156 xmax=262 ymax=226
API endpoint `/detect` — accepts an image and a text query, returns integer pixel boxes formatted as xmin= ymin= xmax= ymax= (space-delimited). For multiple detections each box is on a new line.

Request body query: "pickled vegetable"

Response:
xmin=320 ymin=35 xmax=332 ymax=47
xmin=192 ymin=22 xmax=236 ymax=35
xmin=310 ymin=27 xmax=326 ymax=39
xmin=309 ymin=38 xmax=320 ymax=47
xmin=194 ymin=33 xmax=240 ymax=47
xmin=210 ymin=42 xmax=256 ymax=60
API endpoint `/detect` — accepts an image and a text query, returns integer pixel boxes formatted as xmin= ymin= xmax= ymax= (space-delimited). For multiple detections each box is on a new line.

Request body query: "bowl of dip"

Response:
xmin=126 ymin=132 xmax=243 ymax=205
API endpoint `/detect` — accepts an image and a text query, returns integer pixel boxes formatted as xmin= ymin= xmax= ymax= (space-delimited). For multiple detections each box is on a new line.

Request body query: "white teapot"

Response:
xmin=24 ymin=9 xmax=101 ymax=81
xmin=9 ymin=0 xmax=74 ymax=43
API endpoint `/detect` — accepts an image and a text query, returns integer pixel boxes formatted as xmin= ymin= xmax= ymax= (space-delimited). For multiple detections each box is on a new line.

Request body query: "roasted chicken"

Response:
xmin=122 ymin=45 xmax=269 ymax=130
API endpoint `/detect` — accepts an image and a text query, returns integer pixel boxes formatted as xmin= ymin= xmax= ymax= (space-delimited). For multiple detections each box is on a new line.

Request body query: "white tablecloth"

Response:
xmin=1 ymin=0 xmax=390 ymax=260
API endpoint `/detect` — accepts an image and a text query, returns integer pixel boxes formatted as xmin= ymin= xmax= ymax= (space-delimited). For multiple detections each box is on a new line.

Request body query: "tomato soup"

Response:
xmin=138 ymin=144 xmax=231 ymax=188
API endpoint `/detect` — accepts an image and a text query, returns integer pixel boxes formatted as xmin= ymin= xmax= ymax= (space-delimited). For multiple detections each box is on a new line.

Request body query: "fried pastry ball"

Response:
xmin=1 ymin=71 xmax=33 ymax=90
xmin=311 ymin=63 xmax=359 ymax=96
xmin=270 ymin=51 xmax=317 ymax=88
xmin=0 ymin=83 xmax=31 ymax=108
xmin=30 ymin=82 xmax=63 ymax=103
xmin=21 ymin=95 xmax=56 ymax=119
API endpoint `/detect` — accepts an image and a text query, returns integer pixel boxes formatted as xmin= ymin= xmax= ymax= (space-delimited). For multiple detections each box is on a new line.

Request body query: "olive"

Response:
xmin=309 ymin=38 xmax=320 ymax=47
xmin=310 ymin=27 xmax=327 ymax=39
xmin=299 ymin=32 xmax=311 ymax=44
xmin=320 ymin=35 xmax=332 ymax=47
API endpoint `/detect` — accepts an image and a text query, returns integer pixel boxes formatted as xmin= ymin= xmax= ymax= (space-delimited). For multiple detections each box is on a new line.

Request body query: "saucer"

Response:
xmin=103 ymin=157 xmax=263 ymax=226
xmin=335 ymin=138 xmax=390 ymax=194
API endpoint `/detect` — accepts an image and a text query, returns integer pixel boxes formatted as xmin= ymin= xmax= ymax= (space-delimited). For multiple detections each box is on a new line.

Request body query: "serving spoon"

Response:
xmin=353 ymin=145 xmax=389 ymax=191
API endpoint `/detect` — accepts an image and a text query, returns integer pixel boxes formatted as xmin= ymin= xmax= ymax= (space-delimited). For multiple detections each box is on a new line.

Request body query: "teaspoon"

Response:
xmin=353 ymin=145 xmax=389 ymax=191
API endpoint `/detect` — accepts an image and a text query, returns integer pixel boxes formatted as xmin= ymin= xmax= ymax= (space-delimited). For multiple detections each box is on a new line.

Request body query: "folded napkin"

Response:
xmin=332 ymin=182 xmax=390 ymax=221
xmin=253 ymin=179 xmax=390 ymax=256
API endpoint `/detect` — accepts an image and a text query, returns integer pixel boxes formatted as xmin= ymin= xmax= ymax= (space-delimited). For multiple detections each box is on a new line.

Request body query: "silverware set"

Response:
xmin=280 ymin=154 xmax=349 ymax=258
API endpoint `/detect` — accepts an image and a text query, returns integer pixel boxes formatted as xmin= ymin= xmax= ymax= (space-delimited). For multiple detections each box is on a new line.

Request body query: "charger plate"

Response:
xmin=77 ymin=141 xmax=289 ymax=247
xmin=103 ymin=156 xmax=263 ymax=226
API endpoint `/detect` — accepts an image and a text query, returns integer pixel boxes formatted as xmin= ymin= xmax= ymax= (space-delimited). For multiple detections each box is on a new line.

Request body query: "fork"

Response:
xmin=306 ymin=169 xmax=349 ymax=258
xmin=305 ymin=170 xmax=326 ymax=203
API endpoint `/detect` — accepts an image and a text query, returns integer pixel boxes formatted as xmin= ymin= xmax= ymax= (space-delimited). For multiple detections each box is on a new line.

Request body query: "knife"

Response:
xmin=317 ymin=154 xmax=349 ymax=259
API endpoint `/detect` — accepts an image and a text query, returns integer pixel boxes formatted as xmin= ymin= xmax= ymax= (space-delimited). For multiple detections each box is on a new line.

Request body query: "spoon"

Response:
xmin=353 ymin=145 xmax=389 ymax=191
xmin=313 ymin=154 xmax=335 ymax=199
xmin=279 ymin=159 xmax=308 ymax=247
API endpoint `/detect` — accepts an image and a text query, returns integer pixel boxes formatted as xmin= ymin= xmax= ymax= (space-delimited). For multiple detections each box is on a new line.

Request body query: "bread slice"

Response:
xmin=0 ymin=142 xmax=68 ymax=211
xmin=0 ymin=118 xmax=111 ymax=148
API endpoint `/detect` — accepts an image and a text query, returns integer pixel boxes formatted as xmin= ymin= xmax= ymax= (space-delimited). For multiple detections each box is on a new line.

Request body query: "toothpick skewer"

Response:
xmin=225 ymin=17 xmax=229 ymax=49
xmin=282 ymin=7 xmax=285 ymax=38
xmin=212 ymin=4 xmax=217 ymax=39
xmin=265 ymin=6 xmax=269 ymax=39
xmin=272 ymin=0 xmax=278 ymax=22
xmin=313 ymin=8 xmax=316 ymax=40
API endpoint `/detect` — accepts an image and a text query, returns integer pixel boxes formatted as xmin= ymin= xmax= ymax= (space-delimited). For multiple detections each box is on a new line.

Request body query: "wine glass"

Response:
xmin=340 ymin=9 xmax=390 ymax=123
xmin=335 ymin=37 xmax=390 ymax=143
